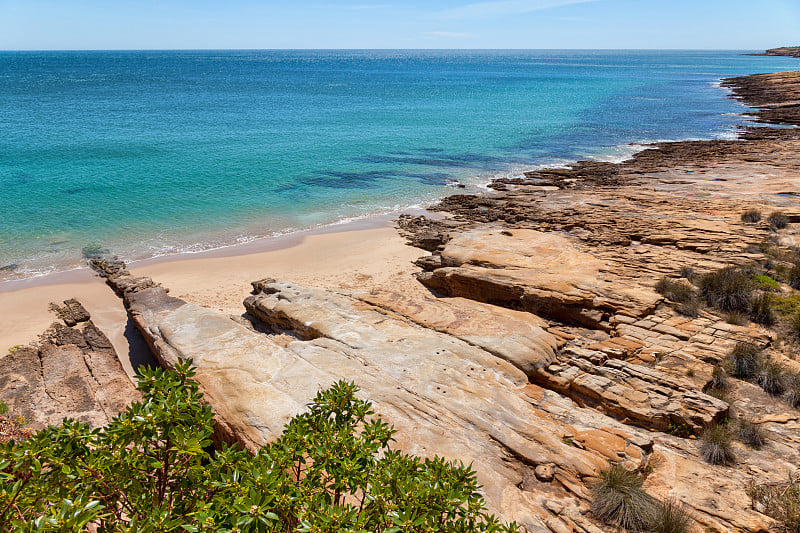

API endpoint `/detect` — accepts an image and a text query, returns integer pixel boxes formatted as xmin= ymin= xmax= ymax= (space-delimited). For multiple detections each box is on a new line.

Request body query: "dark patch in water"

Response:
xmin=0 ymin=263 xmax=19 ymax=272
xmin=64 ymin=187 xmax=90 ymax=195
xmin=282 ymin=169 xmax=454 ymax=191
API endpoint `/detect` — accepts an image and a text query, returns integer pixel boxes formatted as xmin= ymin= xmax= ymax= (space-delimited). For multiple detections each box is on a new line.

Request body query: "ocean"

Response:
xmin=1 ymin=49 xmax=798 ymax=280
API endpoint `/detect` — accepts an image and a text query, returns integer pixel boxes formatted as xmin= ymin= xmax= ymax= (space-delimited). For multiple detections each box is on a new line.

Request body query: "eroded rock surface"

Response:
xmin=0 ymin=300 xmax=139 ymax=429
xmin=79 ymin=69 xmax=800 ymax=532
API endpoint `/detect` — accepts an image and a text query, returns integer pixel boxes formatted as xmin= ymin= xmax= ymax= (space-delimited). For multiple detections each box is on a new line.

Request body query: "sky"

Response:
xmin=0 ymin=0 xmax=798 ymax=50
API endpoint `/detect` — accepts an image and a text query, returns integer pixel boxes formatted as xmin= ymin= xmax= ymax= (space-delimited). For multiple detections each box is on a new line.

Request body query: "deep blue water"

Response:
xmin=1 ymin=50 xmax=798 ymax=279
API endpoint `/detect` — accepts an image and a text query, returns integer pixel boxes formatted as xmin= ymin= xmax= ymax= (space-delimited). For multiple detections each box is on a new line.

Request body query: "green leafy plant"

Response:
xmin=0 ymin=361 xmax=524 ymax=532
xmin=726 ymin=342 xmax=763 ymax=380
xmin=699 ymin=423 xmax=735 ymax=465
xmin=741 ymin=209 xmax=762 ymax=223
xmin=753 ymin=274 xmax=781 ymax=291
xmin=768 ymin=211 xmax=790 ymax=230
xmin=649 ymin=498 xmax=693 ymax=533
xmin=590 ymin=465 xmax=656 ymax=531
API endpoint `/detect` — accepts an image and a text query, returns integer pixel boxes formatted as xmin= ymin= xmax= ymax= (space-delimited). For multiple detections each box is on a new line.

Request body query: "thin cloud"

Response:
xmin=440 ymin=0 xmax=599 ymax=19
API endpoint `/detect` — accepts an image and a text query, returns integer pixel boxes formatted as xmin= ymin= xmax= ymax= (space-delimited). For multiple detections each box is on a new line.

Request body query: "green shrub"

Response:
xmin=758 ymin=359 xmax=786 ymax=396
xmin=749 ymin=293 xmax=775 ymax=327
xmin=590 ymin=465 xmax=656 ymax=531
xmin=753 ymin=274 xmax=781 ymax=290
xmin=737 ymin=418 xmax=765 ymax=449
xmin=768 ymin=211 xmax=790 ymax=230
xmin=741 ymin=209 xmax=762 ymax=223
xmin=648 ymin=498 xmax=694 ymax=533
xmin=699 ymin=267 xmax=753 ymax=312
xmin=655 ymin=277 xmax=696 ymax=303
xmin=700 ymin=423 xmax=735 ymax=465
xmin=785 ymin=373 xmax=800 ymax=408
xmin=0 ymin=362 xmax=523 ymax=532
xmin=727 ymin=342 xmax=763 ymax=379
xmin=748 ymin=475 xmax=800 ymax=533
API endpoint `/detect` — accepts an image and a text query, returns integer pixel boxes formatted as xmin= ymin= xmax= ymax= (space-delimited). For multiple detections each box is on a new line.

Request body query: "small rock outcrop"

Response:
xmin=0 ymin=299 xmax=139 ymax=429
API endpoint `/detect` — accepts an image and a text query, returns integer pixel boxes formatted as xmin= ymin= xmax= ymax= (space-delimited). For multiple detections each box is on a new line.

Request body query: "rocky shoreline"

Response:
xmin=3 ymin=66 xmax=800 ymax=532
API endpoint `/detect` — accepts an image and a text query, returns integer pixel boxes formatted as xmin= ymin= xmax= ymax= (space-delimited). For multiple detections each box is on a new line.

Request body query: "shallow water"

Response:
xmin=1 ymin=49 xmax=798 ymax=279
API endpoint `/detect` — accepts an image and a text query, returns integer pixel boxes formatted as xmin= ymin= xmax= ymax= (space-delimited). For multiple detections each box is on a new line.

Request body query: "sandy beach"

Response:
xmin=0 ymin=218 xmax=427 ymax=375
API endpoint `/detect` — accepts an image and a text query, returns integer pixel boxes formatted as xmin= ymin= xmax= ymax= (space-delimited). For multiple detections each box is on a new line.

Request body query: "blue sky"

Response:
xmin=1 ymin=0 xmax=798 ymax=50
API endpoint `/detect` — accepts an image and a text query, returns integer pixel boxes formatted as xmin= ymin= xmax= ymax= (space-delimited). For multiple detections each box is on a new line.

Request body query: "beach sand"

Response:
xmin=0 ymin=220 xmax=427 ymax=376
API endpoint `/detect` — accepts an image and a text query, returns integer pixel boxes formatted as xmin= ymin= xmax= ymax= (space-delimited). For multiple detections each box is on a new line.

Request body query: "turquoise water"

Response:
xmin=1 ymin=50 xmax=798 ymax=279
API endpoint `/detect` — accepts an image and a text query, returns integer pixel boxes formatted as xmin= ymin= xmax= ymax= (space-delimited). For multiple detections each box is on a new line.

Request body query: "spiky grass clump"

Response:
xmin=789 ymin=264 xmax=800 ymax=290
xmin=709 ymin=365 xmax=730 ymax=391
xmin=591 ymin=465 xmax=657 ymax=531
xmin=748 ymin=475 xmax=800 ymax=533
xmin=675 ymin=299 xmax=700 ymax=318
xmin=784 ymin=373 xmax=800 ymax=409
xmin=768 ymin=211 xmax=790 ymax=230
xmin=704 ymin=366 xmax=731 ymax=402
xmin=758 ymin=359 xmax=786 ymax=396
xmin=737 ymin=418 xmax=765 ymax=449
xmin=648 ymin=498 xmax=694 ymax=533
xmin=741 ymin=209 xmax=762 ymax=223
xmin=655 ymin=277 xmax=696 ymax=303
xmin=726 ymin=342 xmax=763 ymax=380
xmin=725 ymin=311 xmax=748 ymax=325
xmin=679 ymin=266 xmax=696 ymax=281
xmin=700 ymin=423 xmax=735 ymax=465
xmin=699 ymin=266 xmax=753 ymax=312
xmin=749 ymin=292 xmax=775 ymax=327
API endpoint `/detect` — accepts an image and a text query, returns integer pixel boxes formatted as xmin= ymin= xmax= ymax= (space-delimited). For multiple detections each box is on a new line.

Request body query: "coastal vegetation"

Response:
xmin=699 ymin=423 xmax=735 ymax=465
xmin=748 ymin=475 xmax=800 ymax=533
xmin=589 ymin=465 xmax=693 ymax=532
xmin=0 ymin=362 xmax=523 ymax=532
xmin=741 ymin=209 xmax=762 ymax=223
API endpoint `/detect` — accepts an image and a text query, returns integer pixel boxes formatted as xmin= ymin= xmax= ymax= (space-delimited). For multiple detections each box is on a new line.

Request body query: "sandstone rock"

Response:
xmin=416 ymin=228 xmax=661 ymax=329
xmin=350 ymin=288 xmax=561 ymax=375
xmin=0 ymin=301 xmax=139 ymax=430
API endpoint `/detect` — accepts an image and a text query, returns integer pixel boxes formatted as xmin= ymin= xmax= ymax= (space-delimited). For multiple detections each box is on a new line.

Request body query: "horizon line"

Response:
xmin=0 ymin=47 xmax=773 ymax=52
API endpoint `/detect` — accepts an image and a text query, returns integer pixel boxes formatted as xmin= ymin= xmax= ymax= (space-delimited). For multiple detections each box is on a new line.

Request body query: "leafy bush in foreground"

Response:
xmin=0 ymin=361 xmax=523 ymax=532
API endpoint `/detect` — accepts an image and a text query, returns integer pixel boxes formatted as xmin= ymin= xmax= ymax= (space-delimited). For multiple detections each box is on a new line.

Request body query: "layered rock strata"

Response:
xmin=0 ymin=299 xmax=139 ymax=429
xmin=82 ymin=69 xmax=800 ymax=532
